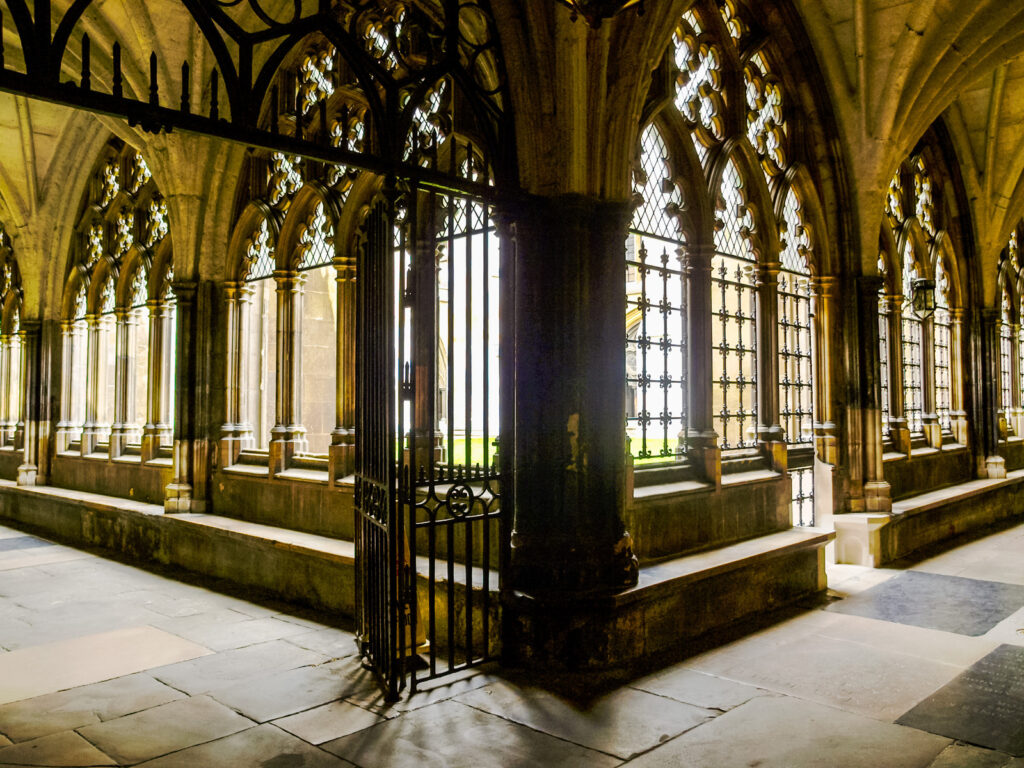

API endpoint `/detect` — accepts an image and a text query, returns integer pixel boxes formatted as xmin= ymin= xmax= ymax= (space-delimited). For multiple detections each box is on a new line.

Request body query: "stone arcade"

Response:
xmin=0 ymin=0 xmax=1023 ymax=710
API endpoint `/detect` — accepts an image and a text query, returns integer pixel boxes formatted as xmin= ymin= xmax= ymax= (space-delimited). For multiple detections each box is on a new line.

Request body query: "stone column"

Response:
xmin=17 ymin=321 xmax=41 ymax=485
xmin=684 ymin=244 xmax=720 ymax=485
xmin=949 ymin=308 xmax=969 ymax=444
xmin=165 ymin=280 xmax=200 ymax=512
xmin=811 ymin=276 xmax=838 ymax=465
xmin=857 ymin=276 xmax=892 ymax=513
xmin=885 ymin=294 xmax=910 ymax=454
xmin=330 ymin=252 xmax=356 ymax=482
xmin=979 ymin=308 xmax=1006 ymax=478
xmin=499 ymin=194 xmax=638 ymax=597
xmin=921 ymin=313 xmax=941 ymax=447
xmin=219 ymin=282 xmax=254 ymax=466
xmin=109 ymin=307 xmax=131 ymax=457
xmin=270 ymin=270 xmax=307 ymax=474
xmin=81 ymin=314 xmax=104 ymax=455
xmin=142 ymin=298 xmax=172 ymax=461
xmin=0 ymin=334 xmax=12 ymax=445
xmin=756 ymin=261 xmax=786 ymax=471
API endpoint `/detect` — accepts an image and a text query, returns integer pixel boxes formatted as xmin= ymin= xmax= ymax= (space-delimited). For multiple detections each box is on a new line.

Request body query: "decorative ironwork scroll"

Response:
xmin=0 ymin=0 xmax=515 ymax=197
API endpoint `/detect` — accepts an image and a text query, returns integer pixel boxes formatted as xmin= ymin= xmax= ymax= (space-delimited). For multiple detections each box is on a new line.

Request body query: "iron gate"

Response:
xmin=355 ymin=173 xmax=503 ymax=699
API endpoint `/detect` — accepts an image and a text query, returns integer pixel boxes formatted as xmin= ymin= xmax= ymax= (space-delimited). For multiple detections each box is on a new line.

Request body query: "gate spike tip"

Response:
xmin=112 ymin=43 xmax=122 ymax=99
xmin=149 ymin=52 xmax=158 ymax=106
xmin=81 ymin=34 xmax=91 ymax=91
xmin=180 ymin=61 xmax=190 ymax=114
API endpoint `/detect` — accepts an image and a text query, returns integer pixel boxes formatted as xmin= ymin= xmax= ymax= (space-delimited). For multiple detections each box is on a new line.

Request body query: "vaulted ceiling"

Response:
xmin=3 ymin=0 xmax=1024 ymax=303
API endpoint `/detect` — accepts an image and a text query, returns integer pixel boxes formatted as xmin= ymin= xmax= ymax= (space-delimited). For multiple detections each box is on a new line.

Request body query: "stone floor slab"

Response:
xmin=135 ymin=724 xmax=353 ymax=767
xmin=77 ymin=694 xmax=254 ymax=765
xmin=0 ymin=537 xmax=52 ymax=552
xmin=630 ymin=667 xmax=765 ymax=711
xmin=456 ymin=680 xmax=713 ymax=760
xmin=827 ymin=571 xmax=1024 ymax=636
xmin=685 ymin=630 xmax=966 ymax=721
xmin=0 ymin=730 xmax=116 ymax=766
xmin=209 ymin=659 xmax=373 ymax=722
xmin=150 ymin=639 xmax=326 ymax=695
xmin=0 ymin=673 xmax=185 ymax=742
xmin=0 ymin=625 xmax=210 ymax=705
xmin=624 ymin=695 xmax=949 ymax=768
xmin=322 ymin=699 xmax=620 ymax=768
xmin=283 ymin=628 xmax=359 ymax=659
xmin=898 ymin=644 xmax=1024 ymax=756
xmin=273 ymin=700 xmax=386 ymax=744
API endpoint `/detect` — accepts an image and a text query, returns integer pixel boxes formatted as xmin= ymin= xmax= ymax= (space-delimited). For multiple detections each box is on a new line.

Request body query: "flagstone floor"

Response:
xmin=1 ymin=519 xmax=1023 ymax=767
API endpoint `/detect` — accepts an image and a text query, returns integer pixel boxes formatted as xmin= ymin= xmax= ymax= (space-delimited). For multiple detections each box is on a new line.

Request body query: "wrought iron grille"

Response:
xmin=399 ymin=167 xmax=502 ymax=692
xmin=901 ymin=245 xmax=923 ymax=434
xmin=901 ymin=311 xmax=923 ymax=434
xmin=934 ymin=309 xmax=952 ymax=432
xmin=1000 ymin=291 xmax=1014 ymax=425
xmin=933 ymin=261 xmax=952 ymax=433
xmin=790 ymin=463 xmax=814 ymax=527
xmin=712 ymin=160 xmax=758 ymax=449
xmin=627 ymin=124 xmax=688 ymax=463
xmin=778 ymin=190 xmax=812 ymax=447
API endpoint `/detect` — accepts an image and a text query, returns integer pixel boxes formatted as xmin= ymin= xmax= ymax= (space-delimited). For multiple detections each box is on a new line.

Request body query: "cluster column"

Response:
xmin=979 ymin=308 xmax=1007 ymax=478
xmin=219 ymin=282 xmax=255 ymax=465
xmin=17 ymin=320 xmax=42 ymax=485
xmin=330 ymin=251 xmax=356 ymax=482
xmin=269 ymin=270 xmax=306 ymax=473
xmin=684 ymin=243 xmax=720 ymax=484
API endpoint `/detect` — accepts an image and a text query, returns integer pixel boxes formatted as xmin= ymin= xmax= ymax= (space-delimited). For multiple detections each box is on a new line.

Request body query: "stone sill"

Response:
xmin=0 ymin=478 xmax=166 ymax=517
xmin=221 ymin=463 xmax=270 ymax=478
xmin=276 ymin=468 xmax=329 ymax=484
xmin=170 ymin=511 xmax=354 ymax=563
xmin=721 ymin=468 xmax=780 ymax=486
xmin=514 ymin=528 xmax=832 ymax=612
xmin=890 ymin=468 xmax=1024 ymax=518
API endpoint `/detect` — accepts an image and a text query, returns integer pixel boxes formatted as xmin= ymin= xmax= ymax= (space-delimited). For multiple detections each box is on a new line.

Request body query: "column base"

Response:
xmin=509 ymin=530 xmax=638 ymax=595
xmin=686 ymin=431 xmax=720 ymax=486
xmin=982 ymin=455 xmax=1007 ymax=479
xmin=863 ymin=479 xmax=892 ymax=513
xmin=163 ymin=482 xmax=200 ymax=513
xmin=16 ymin=463 xmax=37 ymax=486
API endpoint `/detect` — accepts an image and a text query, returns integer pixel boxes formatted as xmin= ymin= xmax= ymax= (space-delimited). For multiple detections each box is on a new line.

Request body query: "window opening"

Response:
xmin=933 ymin=258 xmax=952 ymax=434
xmin=712 ymin=159 xmax=758 ymax=449
xmin=901 ymin=241 xmax=924 ymax=434
xmin=626 ymin=124 xmax=688 ymax=463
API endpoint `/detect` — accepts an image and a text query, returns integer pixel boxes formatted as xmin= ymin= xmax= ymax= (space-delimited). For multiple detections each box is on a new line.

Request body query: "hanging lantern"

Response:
xmin=556 ymin=0 xmax=645 ymax=28
xmin=911 ymin=277 xmax=936 ymax=319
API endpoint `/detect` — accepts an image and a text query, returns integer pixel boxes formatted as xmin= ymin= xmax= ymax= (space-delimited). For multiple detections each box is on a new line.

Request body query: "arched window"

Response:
xmin=58 ymin=143 xmax=174 ymax=460
xmin=296 ymin=201 xmax=337 ymax=456
xmin=778 ymin=188 xmax=814 ymax=524
xmin=627 ymin=124 xmax=688 ymax=462
xmin=879 ymin=150 xmax=965 ymax=451
xmin=712 ymin=159 xmax=759 ymax=450
xmin=878 ymin=252 xmax=892 ymax=440
xmin=901 ymin=239 xmax=925 ymax=435
xmin=629 ymin=0 xmax=833 ymax=526
xmin=1000 ymin=285 xmax=1015 ymax=437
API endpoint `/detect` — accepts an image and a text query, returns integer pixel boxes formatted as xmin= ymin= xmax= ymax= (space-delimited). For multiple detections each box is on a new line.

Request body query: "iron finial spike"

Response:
xmin=112 ymin=42 xmax=122 ymax=99
xmin=148 ymin=52 xmax=158 ymax=106
xmin=81 ymin=34 xmax=90 ymax=91
xmin=210 ymin=70 xmax=219 ymax=120
xmin=180 ymin=61 xmax=190 ymax=113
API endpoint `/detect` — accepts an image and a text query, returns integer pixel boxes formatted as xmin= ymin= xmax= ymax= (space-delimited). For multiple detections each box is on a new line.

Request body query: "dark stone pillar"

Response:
xmin=979 ymin=308 xmax=1006 ymax=477
xmin=855 ymin=276 xmax=891 ymax=513
xmin=501 ymin=194 xmax=638 ymax=598
xmin=165 ymin=280 xmax=213 ymax=511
